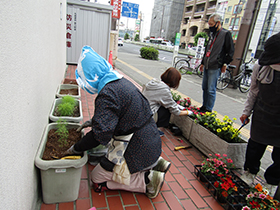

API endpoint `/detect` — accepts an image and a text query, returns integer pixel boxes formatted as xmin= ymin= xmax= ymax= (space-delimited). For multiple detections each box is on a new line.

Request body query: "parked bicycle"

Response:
xmin=216 ymin=58 xmax=254 ymax=93
xmin=174 ymin=56 xmax=203 ymax=78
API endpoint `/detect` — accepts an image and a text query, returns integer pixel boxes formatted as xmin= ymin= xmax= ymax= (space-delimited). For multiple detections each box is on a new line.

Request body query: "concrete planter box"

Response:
xmin=56 ymin=84 xmax=81 ymax=99
xmin=189 ymin=122 xmax=247 ymax=168
xmin=49 ymin=98 xmax=83 ymax=123
xmin=34 ymin=123 xmax=88 ymax=204
xmin=170 ymin=114 xmax=194 ymax=140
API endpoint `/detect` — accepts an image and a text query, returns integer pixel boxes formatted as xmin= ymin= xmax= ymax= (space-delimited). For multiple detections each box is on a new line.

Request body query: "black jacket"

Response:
xmin=202 ymin=28 xmax=234 ymax=69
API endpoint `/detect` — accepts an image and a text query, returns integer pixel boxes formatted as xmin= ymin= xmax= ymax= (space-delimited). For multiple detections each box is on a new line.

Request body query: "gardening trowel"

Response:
xmin=76 ymin=120 xmax=92 ymax=132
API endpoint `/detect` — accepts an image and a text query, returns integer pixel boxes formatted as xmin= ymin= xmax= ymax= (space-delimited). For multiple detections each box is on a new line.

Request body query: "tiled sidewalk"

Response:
xmin=40 ymin=65 xmax=224 ymax=210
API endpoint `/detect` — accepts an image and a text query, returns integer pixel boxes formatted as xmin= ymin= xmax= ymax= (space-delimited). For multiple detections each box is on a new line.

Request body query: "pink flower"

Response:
xmin=259 ymin=193 xmax=266 ymax=199
xmin=223 ymin=154 xmax=227 ymax=157
xmin=227 ymin=159 xmax=233 ymax=163
xmin=242 ymin=206 xmax=250 ymax=210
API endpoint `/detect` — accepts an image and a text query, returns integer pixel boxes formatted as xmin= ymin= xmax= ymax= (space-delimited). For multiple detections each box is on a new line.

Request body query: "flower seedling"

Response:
xmin=57 ymin=95 xmax=77 ymax=116
xmin=214 ymin=175 xmax=238 ymax=198
xmin=58 ymin=103 xmax=75 ymax=116
xmin=55 ymin=119 xmax=69 ymax=147
xmin=242 ymin=183 xmax=280 ymax=209
xmin=201 ymin=153 xmax=235 ymax=176
xmin=195 ymin=112 xmax=242 ymax=143
xmin=61 ymin=95 xmax=77 ymax=107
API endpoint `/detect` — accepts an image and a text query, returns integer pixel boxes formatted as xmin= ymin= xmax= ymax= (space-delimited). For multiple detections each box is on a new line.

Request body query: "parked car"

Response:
xmin=118 ymin=37 xmax=123 ymax=46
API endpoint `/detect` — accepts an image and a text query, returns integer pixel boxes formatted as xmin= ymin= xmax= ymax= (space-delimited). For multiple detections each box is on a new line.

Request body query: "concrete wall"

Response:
xmin=0 ymin=1 xmax=66 ymax=209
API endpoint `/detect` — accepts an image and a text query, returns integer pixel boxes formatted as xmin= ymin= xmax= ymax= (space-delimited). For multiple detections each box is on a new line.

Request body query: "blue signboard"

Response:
xmin=121 ymin=1 xmax=139 ymax=19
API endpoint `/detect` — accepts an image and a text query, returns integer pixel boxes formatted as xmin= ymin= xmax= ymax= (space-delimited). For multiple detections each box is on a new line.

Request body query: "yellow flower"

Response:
xmin=214 ymin=111 xmax=217 ymax=114
xmin=227 ymin=119 xmax=232 ymax=123
xmin=217 ymin=128 xmax=222 ymax=133
xmin=233 ymin=118 xmax=237 ymax=121
xmin=224 ymin=115 xmax=229 ymax=119
xmin=216 ymin=119 xmax=220 ymax=122
xmin=204 ymin=123 xmax=208 ymax=126
xmin=227 ymin=125 xmax=231 ymax=128
xmin=222 ymin=127 xmax=228 ymax=131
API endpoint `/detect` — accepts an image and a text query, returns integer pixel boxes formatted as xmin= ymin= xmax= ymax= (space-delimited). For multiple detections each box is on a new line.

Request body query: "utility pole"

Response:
xmin=160 ymin=5 xmax=165 ymax=38
xmin=231 ymin=0 xmax=261 ymax=76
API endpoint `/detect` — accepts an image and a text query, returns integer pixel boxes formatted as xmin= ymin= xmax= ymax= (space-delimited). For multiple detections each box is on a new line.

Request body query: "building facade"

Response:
xmin=179 ymin=0 xmax=217 ymax=48
xmin=150 ymin=0 xmax=185 ymax=41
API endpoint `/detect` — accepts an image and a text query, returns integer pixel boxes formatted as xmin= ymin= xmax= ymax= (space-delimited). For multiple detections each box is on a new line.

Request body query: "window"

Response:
xmin=182 ymin=29 xmax=186 ymax=36
xmin=233 ymin=5 xmax=243 ymax=14
xmin=225 ymin=18 xmax=229 ymax=24
xmin=230 ymin=17 xmax=240 ymax=26
xmin=228 ymin=6 xmax=232 ymax=12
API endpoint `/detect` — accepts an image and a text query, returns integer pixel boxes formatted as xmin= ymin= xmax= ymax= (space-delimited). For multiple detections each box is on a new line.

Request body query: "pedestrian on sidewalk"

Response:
xmin=199 ymin=13 xmax=234 ymax=112
xmin=65 ymin=46 xmax=171 ymax=199
xmin=142 ymin=67 xmax=193 ymax=136
xmin=240 ymin=32 xmax=280 ymax=197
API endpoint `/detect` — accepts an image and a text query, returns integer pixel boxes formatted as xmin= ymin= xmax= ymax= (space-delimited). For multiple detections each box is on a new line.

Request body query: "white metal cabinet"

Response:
xmin=67 ymin=0 xmax=113 ymax=64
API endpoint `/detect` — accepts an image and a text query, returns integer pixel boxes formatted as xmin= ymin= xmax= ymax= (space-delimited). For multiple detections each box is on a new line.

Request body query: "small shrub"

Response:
xmin=140 ymin=47 xmax=159 ymax=60
xmin=61 ymin=95 xmax=77 ymax=107
xmin=55 ymin=119 xmax=69 ymax=147
xmin=57 ymin=103 xmax=75 ymax=116
xmin=134 ymin=34 xmax=140 ymax=41
xmin=124 ymin=33 xmax=129 ymax=40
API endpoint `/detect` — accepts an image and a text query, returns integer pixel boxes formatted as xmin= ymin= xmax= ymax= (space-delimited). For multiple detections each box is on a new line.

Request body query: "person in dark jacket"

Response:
xmin=199 ymin=13 xmax=234 ymax=112
xmin=65 ymin=46 xmax=171 ymax=199
xmin=239 ymin=33 xmax=280 ymax=197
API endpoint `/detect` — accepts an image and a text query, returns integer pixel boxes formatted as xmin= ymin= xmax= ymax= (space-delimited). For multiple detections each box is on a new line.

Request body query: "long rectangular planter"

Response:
xmin=35 ymin=123 xmax=88 ymax=204
xmin=170 ymin=114 xmax=194 ymax=140
xmin=49 ymin=98 xmax=83 ymax=123
xmin=56 ymin=84 xmax=81 ymax=99
xmin=189 ymin=122 xmax=247 ymax=168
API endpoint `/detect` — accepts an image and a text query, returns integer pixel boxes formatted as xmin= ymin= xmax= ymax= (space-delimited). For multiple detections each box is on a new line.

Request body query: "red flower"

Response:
xmin=214 ymin=181 xmax=219 ymax=188
xmin=221 ymin=191 xmax=228 ymax=197
xmin=250 ymin=200 xmax=261 ymax=209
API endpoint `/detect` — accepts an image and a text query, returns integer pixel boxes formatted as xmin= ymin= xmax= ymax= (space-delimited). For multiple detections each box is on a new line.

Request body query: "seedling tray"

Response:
xmin=194 ymin=165 xmax=250 ymax=210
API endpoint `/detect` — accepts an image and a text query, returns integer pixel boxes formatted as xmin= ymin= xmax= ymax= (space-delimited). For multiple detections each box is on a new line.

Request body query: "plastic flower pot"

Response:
xmin=49 ymin=98 xmax=83 ymax=123
xmin=34 ymin=123 xmax=88 ymax=204
xmin=56 ymin=84 xmax=81 ymax=99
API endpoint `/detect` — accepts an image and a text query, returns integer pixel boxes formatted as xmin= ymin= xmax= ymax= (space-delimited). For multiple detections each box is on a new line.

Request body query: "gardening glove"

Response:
xmin=178 ymin=104 xmax=185 ymax=110
xmin=76 ymin=119 xmax=92 ymax=132
xmin=187 ymin=110 xmax=193 ymax=116
xmin=64 ymin=145 xmax=83 ymax=156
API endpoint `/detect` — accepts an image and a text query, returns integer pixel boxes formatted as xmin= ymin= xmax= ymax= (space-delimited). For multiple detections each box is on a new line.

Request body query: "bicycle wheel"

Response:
xmin=175 ymin=59 xmax=191 ymax=75
xmin=239 ymin=73 xmax=251 ymax=93
xmin=195 ymin=64 xmax=203 ymax=78
xmin=217 ymin=69 xmax=231 ymax=90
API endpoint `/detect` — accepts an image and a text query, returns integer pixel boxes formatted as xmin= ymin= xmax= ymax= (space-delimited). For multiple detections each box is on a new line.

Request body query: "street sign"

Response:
xmin=195 ymin=38 xmax=205 ymax=59
xmin=172 ymin=33 xmax=181 ymax=66
xmin=121 ymin=1 xmax=139 ymax=19
xmin=111 ymin=0 xmax=122 ymax=19
xmin=174 ymin=33 xmax=181 ymax=46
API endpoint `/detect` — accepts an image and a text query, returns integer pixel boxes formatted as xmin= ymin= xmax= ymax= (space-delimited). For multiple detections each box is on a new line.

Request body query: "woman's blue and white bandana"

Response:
xmin=75 ymin=46 xmax=123 ymax=94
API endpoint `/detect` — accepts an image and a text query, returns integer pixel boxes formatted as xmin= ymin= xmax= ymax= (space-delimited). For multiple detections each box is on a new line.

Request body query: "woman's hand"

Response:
xmin=240 ymin=114 xmax=250 ymax=124
xmin=63 ymin=145 xmax=83 ymax=156
xmin=179 ymin=110 xmax=193 ymax=116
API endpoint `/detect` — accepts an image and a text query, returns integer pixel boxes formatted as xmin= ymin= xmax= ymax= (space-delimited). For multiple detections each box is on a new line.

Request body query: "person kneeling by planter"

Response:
xmin=142 ymin=67 xmax=193 ymax=136
xmin=64 ymin=46 xmax=171 ymax=199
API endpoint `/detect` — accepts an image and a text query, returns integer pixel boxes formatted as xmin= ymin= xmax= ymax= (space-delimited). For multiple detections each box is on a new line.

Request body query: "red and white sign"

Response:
xmin=111 ymin=0 xmax=122 ymax=19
